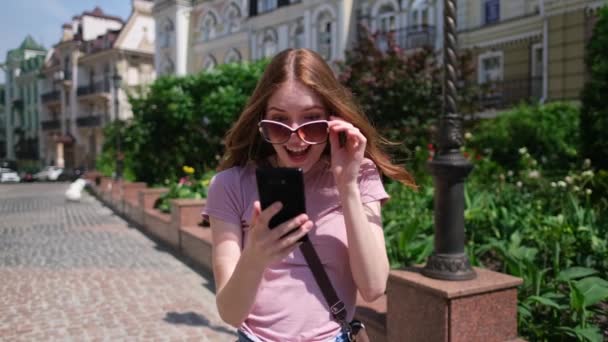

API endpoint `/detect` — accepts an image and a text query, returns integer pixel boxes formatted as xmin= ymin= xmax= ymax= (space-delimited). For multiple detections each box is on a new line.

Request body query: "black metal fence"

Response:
xmin=76 ymin=80 xmax=111 ymax=97
xmin=41 ymin=119 xmax=60 ymax=130
xmin=41 ymin=90 xmax=60 ymax=103
xmin=476 ymin=77 xmax=542 ymax=110
xmin=76 ymin=115 xmax=102 ymax=127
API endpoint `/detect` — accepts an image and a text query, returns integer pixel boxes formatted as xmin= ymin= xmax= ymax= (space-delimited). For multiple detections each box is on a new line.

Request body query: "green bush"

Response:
xmin=154 ymin=166 xmax=214 ymax=214
xmin=337 ymin=25 xmax=479 ymax=163
xmin=580 ymin=6 xmax=608 ymax=170
xmin=104 ymin=60 xmax=268 ymax=185
xmin=468 ymin=102 xmax=580 ymax=172
xmin=383 ymin=141 xmax=608 ymax=341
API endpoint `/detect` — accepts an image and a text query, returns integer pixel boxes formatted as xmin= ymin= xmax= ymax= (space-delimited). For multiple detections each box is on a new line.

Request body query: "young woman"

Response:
xmin=203 ymin=48 xmax=415 ymax=342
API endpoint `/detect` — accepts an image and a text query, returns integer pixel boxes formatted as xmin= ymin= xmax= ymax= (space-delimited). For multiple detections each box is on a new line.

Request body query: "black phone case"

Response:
xmin=255 ymin=167 xmax=308 ymax=241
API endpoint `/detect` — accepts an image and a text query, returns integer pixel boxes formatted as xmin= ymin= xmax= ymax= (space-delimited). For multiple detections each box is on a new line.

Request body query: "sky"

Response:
xmin=0 ymin=0 xmax=133 ymax=83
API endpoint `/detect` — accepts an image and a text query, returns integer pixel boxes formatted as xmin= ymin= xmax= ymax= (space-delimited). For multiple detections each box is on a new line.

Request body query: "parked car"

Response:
xmin=0 ymin=168 xmax=21 ymax=183
xmin=33 ymin=166 xmax=64 ymax=181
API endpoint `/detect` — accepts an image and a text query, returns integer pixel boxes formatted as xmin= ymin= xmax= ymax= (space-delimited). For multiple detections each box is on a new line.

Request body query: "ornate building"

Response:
xmin=1 ymin=36 xmax=46 ymax=162
xmin=152 ymin=0 xmax=444 ymax=75
xmin=457 ymin=0 xmax=603 ymax=109
xmin=39 ymin=1 xmax=156 ymax=169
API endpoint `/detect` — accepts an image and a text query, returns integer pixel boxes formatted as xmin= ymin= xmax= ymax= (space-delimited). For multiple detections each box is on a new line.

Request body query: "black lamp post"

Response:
xmin=421 ymin=0 xmax=476 ymax=281
xmin=112 ymin=70 xmax=123 ymax=181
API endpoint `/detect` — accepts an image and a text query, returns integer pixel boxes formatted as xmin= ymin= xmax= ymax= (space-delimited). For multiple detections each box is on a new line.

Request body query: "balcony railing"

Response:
xmin=76 ymin=115 xmax=102 ymax=127
xmin=41 ymin=119 xmax=60 ymax=130
xmin=41 ymin=90 xmax=60 ymax=103
xmin=375 ymin=25 xmax=437 ymax=51
xmin=77 ymin=81 xmax=111 ymax=97
xmin=477 ymin=77 xmax=543 ymax=109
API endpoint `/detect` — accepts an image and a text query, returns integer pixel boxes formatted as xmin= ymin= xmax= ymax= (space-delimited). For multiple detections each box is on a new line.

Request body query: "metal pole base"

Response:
xmin=422 ymin=253 xmax=476 ymax=281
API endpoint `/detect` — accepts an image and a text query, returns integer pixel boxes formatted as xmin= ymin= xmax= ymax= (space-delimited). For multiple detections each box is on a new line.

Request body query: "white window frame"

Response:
xmin=224 ymin=48 xmax=242 ymax=64
xmin=289 ymin=20 xmax=305 ymax=49
xmin=261 ymin=29 xmax=278 ymax=58
xmin=200 ymin=12 xmax=218 ymax=41
xmin=371 ymin=0 xmax=399 ymax=32
xmin=203 ymin=55 xmax=217 ymax=71
xmin=531 ymin=43 xmax=543 ymax=78
xmin=312 ymin=5 xmax=337 ymax=61
xmin=258 ymin=0 xmax=278 ymax=14
xmin=224 ymin=3 xmax=241 ymax=33
xmin=477 ymin=50 xmax=504 ymax=84
xmin=160 ymin=18 xmax=174 ymax=48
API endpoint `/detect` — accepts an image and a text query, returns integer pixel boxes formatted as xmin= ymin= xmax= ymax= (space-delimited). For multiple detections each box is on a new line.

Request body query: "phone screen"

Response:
xmin=255 ymin=167 xmax=308 ymax=240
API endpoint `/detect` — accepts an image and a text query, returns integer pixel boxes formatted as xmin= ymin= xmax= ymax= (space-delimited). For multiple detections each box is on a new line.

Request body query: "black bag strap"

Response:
xmin=299 ymin=238 xmax=348 ymax=327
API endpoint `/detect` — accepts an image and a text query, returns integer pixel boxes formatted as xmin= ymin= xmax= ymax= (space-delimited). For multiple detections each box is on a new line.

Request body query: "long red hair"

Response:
xmin=219 ymin=48 xmax=415 ymax=188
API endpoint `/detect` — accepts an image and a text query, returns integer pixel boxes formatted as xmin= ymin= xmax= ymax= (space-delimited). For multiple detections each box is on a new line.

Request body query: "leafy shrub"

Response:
xmin=468 ymin=102 xmax=580 ymax=172
xmin=383 ymin=137 xmax=608 ymax=341
xmin=580 ymin=6 xmax=608 ymax=170
xmin=154 ymin=166 xmax=214 ymax=213
xmin=337 ymin=25 xmax=479 ymax=163
xmin=103 ymin=60 xmax=268 ymax=185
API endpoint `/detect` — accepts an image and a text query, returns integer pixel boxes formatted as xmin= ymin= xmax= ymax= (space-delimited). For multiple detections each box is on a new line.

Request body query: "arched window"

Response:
xmin=411 ymin=0 xmax=431 ymax=28
xmin=224 ymin=49 xmax=242 ymax=64
xmin=224 ymin=3 xmax=241 ymax=33
xmin=201 ymin=12 xmax=218 ymax=40
xmin=160 ymin=18 xmax=174 ymax=48
xmin=203 ymin=55 xmax=217 ymax=70
xmin=377 ymin=4 xmax=397 ymax=32
xmin=290 ymin=20 xmax=305 ymax=49
xmin=316 ymin=11 xmax=335 ymax=60
xmin=163 ymin=57 xmax=175 ymax=75
xmin=261 ymin=29 xmax=278 ymax=58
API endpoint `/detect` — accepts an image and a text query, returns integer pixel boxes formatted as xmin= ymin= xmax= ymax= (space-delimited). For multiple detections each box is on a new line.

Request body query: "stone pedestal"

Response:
xmin=387 ymin=267 xmax=523 ymax=342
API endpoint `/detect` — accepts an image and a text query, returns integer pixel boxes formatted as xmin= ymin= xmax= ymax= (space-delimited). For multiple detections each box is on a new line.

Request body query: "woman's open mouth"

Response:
xmin=284 ymin=145 xmax=311 ymax=162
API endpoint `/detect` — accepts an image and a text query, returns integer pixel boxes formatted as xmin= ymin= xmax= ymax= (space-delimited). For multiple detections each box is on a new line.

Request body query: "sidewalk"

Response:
xmin=0 ymin=183 xmax=237 ymax=341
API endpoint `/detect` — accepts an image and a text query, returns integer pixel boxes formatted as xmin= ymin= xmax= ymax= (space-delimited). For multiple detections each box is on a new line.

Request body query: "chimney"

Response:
xmin=62 ymin=23 xmax=73 ymax=41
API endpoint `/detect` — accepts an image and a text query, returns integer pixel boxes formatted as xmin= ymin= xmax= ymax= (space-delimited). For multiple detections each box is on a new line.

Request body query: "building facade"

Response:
xmin=152 ymin=0 xmax=602 ymax=110
xmin=153 ymin=0 xmax=444 ymax=75
xmin=1 ymin=36 xmax=47 ymax=162
xmin=40 ymin=1 xmax=156 ymax=169
xmin=0 ymin=85 xmax=4 ymax=158
xmin=458 ymin=0 xmax=603 ymax=109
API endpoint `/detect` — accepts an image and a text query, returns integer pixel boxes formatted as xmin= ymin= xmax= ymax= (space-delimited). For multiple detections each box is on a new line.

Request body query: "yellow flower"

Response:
xmin=183 ymin=165 xmax=195 ymax=175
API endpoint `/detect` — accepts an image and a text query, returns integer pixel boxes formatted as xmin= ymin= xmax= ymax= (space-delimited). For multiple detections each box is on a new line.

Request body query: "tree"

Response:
xmin=337 ymin=25 xmax=479 ymax=165
xmin=580 ymin=6 xmax=608 ymax=170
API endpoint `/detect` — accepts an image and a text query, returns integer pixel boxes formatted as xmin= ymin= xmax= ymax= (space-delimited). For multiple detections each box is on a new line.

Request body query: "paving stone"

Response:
xmin=0 ymin=183 xmax=237 ymax=341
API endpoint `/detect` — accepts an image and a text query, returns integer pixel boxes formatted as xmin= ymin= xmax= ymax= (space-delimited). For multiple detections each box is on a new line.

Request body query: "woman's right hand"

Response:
xmin=241 ymin=201 xmax=313 ymax=270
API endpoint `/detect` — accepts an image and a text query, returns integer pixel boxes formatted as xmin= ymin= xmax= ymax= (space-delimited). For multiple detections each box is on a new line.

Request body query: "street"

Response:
xmin=0 ymin=183 xmax=236 ymax=341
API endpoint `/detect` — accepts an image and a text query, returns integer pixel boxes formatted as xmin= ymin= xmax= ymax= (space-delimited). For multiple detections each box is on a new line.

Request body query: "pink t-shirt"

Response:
xmin=203 ymin=158 xmax=389 ymax=342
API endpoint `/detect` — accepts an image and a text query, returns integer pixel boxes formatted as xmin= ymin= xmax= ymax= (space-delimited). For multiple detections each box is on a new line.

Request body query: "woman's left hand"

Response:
xmin=329 ymin=115 xmax=366 ymax=188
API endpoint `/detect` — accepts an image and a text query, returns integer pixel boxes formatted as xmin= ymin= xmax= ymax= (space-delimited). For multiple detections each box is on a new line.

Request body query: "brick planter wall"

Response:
xmin=144 ymin=208 xmax=173 ymax=247
xmin=135 ymin=188 xmax=168 ymax=227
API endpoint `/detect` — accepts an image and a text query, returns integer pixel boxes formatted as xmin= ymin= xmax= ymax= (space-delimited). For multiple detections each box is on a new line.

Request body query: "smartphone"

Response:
xmin=255 ymin=167 xmax=308 ymax=241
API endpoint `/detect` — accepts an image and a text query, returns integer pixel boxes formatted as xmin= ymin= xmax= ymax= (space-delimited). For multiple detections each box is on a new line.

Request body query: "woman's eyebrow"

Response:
xmin=267 ymin=106 xmax=286 ymax=112
xmin=267 ymin=105 xmax=325 ymax=112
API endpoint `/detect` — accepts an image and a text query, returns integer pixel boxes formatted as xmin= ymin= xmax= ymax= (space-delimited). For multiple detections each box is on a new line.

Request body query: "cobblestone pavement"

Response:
xmin=0 ymin=183 xmax=237 ymax=341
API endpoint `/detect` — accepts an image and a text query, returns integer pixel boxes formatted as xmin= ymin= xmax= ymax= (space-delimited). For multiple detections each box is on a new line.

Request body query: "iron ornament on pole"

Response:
xmin=421 ymin=0 xmax=476 ymax=281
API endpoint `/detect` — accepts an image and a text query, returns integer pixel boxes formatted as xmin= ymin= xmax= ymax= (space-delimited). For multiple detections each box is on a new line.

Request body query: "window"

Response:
xmin=377 ymin=5 xmax=397 ymax=32
xmin=163 ymin=57 xmax=175 ymax=75
xmin=478 ymin=52 xmax=503 ymax=84
xmin=317 ymin=11 xmax=334 ymax=60
xmin=160 ymin=18 xmax=174 ymax=48
xmin=261 ymin=29 xmax=278 ymax=58
xmin=203 ymin=55 xmax=217 ymax=70
xmin=224 ymin=49 xmax=242 ymax=64
xmin=201 ymin=13 xmax=218 ymax=40
xmin=225 ymin=3 xmax=241 ymax=33
xmin=290 ymin=20 xmax=305 ymax=48
xmin=484 ymin=0 xmax=500 ymax=25
xmin=258 ymin=0 xmax=277 ymax=14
